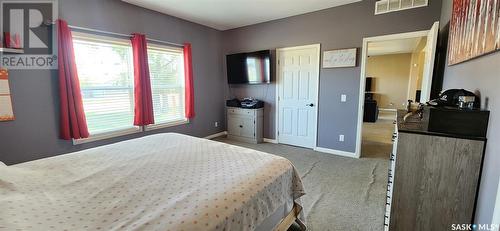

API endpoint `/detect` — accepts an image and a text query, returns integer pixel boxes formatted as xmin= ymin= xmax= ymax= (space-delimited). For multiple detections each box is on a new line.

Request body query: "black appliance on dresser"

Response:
xmin=226 ymin=98 xmax=264 ymax=109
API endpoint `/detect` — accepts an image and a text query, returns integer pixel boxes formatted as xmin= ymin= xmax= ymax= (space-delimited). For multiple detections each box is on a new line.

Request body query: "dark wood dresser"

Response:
xmin=385 ymin=110 xmax=488 ymax=231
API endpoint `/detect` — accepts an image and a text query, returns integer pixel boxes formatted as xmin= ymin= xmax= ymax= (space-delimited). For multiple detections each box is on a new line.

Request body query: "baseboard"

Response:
xmin=204 ymin=131 xmax=227 ymax=140
xmin=314 ymin=147 xmax=359 ymax=158
xmin=263 ymin=138 xmax=278 ymax=144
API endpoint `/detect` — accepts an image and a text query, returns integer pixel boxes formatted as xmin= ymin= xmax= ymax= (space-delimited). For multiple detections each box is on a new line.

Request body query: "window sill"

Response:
xmin=144 ymin=119 xmax=190 ymax=131
xmin=73 ymin=127 xmax=142 ymax=145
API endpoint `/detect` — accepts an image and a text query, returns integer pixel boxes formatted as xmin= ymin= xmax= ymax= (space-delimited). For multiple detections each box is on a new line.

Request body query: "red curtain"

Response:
xmin=57 ymin=19 xmax=89 ymax=140
xmin=183 ymin=43 xmax=195 ymax=118
xmin=131 ymin=33 xmax=154 ymax=126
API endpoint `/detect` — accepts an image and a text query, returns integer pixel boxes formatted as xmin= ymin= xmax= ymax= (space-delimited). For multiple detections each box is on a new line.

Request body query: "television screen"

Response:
xmin=227 ymin=50 xmax=271 ymax=84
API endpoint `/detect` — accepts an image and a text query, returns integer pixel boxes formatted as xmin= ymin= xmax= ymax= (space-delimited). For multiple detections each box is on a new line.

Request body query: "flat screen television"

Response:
xmin=227 ymin=50 xmax=271 ymax=84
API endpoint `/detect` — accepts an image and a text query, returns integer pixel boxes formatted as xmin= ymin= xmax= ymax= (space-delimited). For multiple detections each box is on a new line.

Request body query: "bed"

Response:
xmin=0 ymin=133 xmax=306 ymax=231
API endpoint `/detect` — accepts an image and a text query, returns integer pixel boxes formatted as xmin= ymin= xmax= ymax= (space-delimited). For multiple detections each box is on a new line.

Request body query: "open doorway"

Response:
xmin=355 ymin=22 xmax=439 ymax=158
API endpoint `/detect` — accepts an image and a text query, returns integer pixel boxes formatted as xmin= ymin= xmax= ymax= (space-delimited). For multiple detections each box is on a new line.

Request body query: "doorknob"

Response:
xmin=307 ymin=103 xmax=315 ymax=107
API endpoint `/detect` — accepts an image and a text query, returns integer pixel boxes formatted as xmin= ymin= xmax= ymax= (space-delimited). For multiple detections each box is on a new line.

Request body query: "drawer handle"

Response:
xmin=239 ymin=125 xmax=243 ymax=128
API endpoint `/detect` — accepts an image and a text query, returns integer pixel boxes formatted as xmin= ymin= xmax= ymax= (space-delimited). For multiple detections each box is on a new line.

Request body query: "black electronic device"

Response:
xmin=428 ymin=89 xmax=476 ymax=107
xmin=240 ymin=98 xmax=264 ymax=109
xmin=226 ymin=98 xmax=241 ymax=108
xmin=227 ymin=50 xmax=271 ymax=84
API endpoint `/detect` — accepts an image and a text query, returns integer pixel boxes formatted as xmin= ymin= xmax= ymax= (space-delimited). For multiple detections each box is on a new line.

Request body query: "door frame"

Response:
xmin=355 ymin=29 xmax=430 ymax=158
xmin=275 ymin=44 xmax=321 ymax=148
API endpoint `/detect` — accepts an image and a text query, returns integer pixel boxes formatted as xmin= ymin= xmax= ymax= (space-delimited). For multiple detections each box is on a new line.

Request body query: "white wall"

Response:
xmin=493 ymin=179 xmax=500 ymax=225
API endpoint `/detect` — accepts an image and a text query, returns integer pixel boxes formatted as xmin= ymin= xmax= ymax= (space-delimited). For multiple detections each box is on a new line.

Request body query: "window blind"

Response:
xmin=73 ymin=35 xmax=136 ymax=135
xmin=147 ymin=45 xmax=186 ymax=124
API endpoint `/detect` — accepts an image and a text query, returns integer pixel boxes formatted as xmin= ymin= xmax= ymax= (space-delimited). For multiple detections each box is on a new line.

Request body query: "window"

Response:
xmin=71 ymin=32 xmax=188 ymax=143
xmin=72 ymin=33 xmax=138 ymax=136
xmin=147 ymin=44 xmax=187 ymax=128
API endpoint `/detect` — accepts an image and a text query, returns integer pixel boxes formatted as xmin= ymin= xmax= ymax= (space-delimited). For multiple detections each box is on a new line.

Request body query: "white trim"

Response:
xmin=73 ymin=127 xmax=142 ymax=145
xmin=72 ymin=31 xmax=131 ymax=46
xmin=314 ymin=147 xmax=357 ymax=158
xmin=420 ymin=22 xmax=440 ymax=103
xmin=275 ymin=44 xmax=321 ymax=149
xmin=493 ymin=178 xmax=500 ymax=225
xmin=263 ymin=138 xmax=278 ymax=144
xmin=144 ymin=119 xmax=189 ymax=131
xmin=204 ymin=131 xmax=228 ymax=140
xmin=355 ymin=27 xmax=435 ymax=158
xmin=379 ymin=108 xmax=398 ymax=112
xmin=148 ymin=43 xmax=184 ymax=53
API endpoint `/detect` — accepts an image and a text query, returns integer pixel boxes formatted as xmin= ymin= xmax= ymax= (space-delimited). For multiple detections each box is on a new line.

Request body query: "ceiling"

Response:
xmin=122 ymin=0 xmax=362 ymax=31
xmin=368 ymin=37 xmax=427 ymax=56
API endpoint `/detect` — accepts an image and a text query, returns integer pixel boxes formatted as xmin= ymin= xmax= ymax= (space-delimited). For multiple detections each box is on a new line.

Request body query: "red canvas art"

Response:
xmin=448 ymin=0 xmax=500 ymax=65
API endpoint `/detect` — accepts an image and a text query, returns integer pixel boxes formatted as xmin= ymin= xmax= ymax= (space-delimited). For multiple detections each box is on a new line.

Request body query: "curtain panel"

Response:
xmin=57 ymin=19 xmax=89 ymax=140
xmin=183 ymin=43 xmax=195 ymax=119
xmin=131 ymin=33 xmax=155 ymax=126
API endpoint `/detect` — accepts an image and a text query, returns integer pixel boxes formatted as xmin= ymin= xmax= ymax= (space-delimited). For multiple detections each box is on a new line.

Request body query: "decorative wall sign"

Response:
xmin=0 ymin=69 xmax=15 ymax=121
xmin=322 ymin=48 xmax=357 ymax=68
xmin=448 ymin=0 xmax=500 ymax=65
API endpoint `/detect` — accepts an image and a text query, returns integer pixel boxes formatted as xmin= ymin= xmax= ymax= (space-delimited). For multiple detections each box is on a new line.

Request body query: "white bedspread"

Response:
xmin=0 ymin=133 xmax=305 ymax=231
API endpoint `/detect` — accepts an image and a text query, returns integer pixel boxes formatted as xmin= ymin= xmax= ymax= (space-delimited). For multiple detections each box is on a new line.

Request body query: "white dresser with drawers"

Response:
xmin=227 ymin=107 xmax=263 ymax=144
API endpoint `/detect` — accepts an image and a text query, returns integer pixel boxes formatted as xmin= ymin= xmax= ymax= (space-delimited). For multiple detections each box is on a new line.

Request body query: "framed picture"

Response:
xmin=448 ymin=0 xmax=500 ymax=65
xmin=0 ymin=69 xmax=15 ymax=121
xmin=322 ymin=48 xmax=357 ymax=68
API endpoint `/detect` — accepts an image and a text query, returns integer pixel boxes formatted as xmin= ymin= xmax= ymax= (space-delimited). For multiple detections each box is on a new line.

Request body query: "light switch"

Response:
xmin=339 ymin=135 xmax=345 ymax=142
xmin=341 ymin=94 xmax=347 ymax=102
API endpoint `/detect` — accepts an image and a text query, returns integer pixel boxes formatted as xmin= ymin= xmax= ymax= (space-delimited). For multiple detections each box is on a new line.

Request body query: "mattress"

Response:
xmin=0 ymin=133 xmax=305 ymax=230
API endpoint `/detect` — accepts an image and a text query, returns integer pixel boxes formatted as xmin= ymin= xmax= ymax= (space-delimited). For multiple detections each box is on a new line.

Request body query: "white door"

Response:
xmin=277 ymin=44 xmax=320 ymax=148
xmin=420 ymin=21 xmax=439 ymax=103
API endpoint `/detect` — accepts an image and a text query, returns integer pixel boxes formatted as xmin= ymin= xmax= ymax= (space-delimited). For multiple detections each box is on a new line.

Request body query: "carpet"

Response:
xmin=214 ymin=138 xmax=390 ymax=231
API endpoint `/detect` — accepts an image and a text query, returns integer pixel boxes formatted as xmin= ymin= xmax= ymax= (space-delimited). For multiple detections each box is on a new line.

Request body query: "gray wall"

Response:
xmin=439 ymin=0 xmax=500 ymax=225
xmin=222 ymin=0 xmax=442 ymax=152
xmin=0 ymin=0 xmax=226 ymax=165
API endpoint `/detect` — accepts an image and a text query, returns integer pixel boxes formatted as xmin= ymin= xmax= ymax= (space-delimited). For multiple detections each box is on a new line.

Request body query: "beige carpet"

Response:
xmin=214 ymin=135 xmax=391 ymax=230
xmin=361 ymin=110 xmax=397 ymax=159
